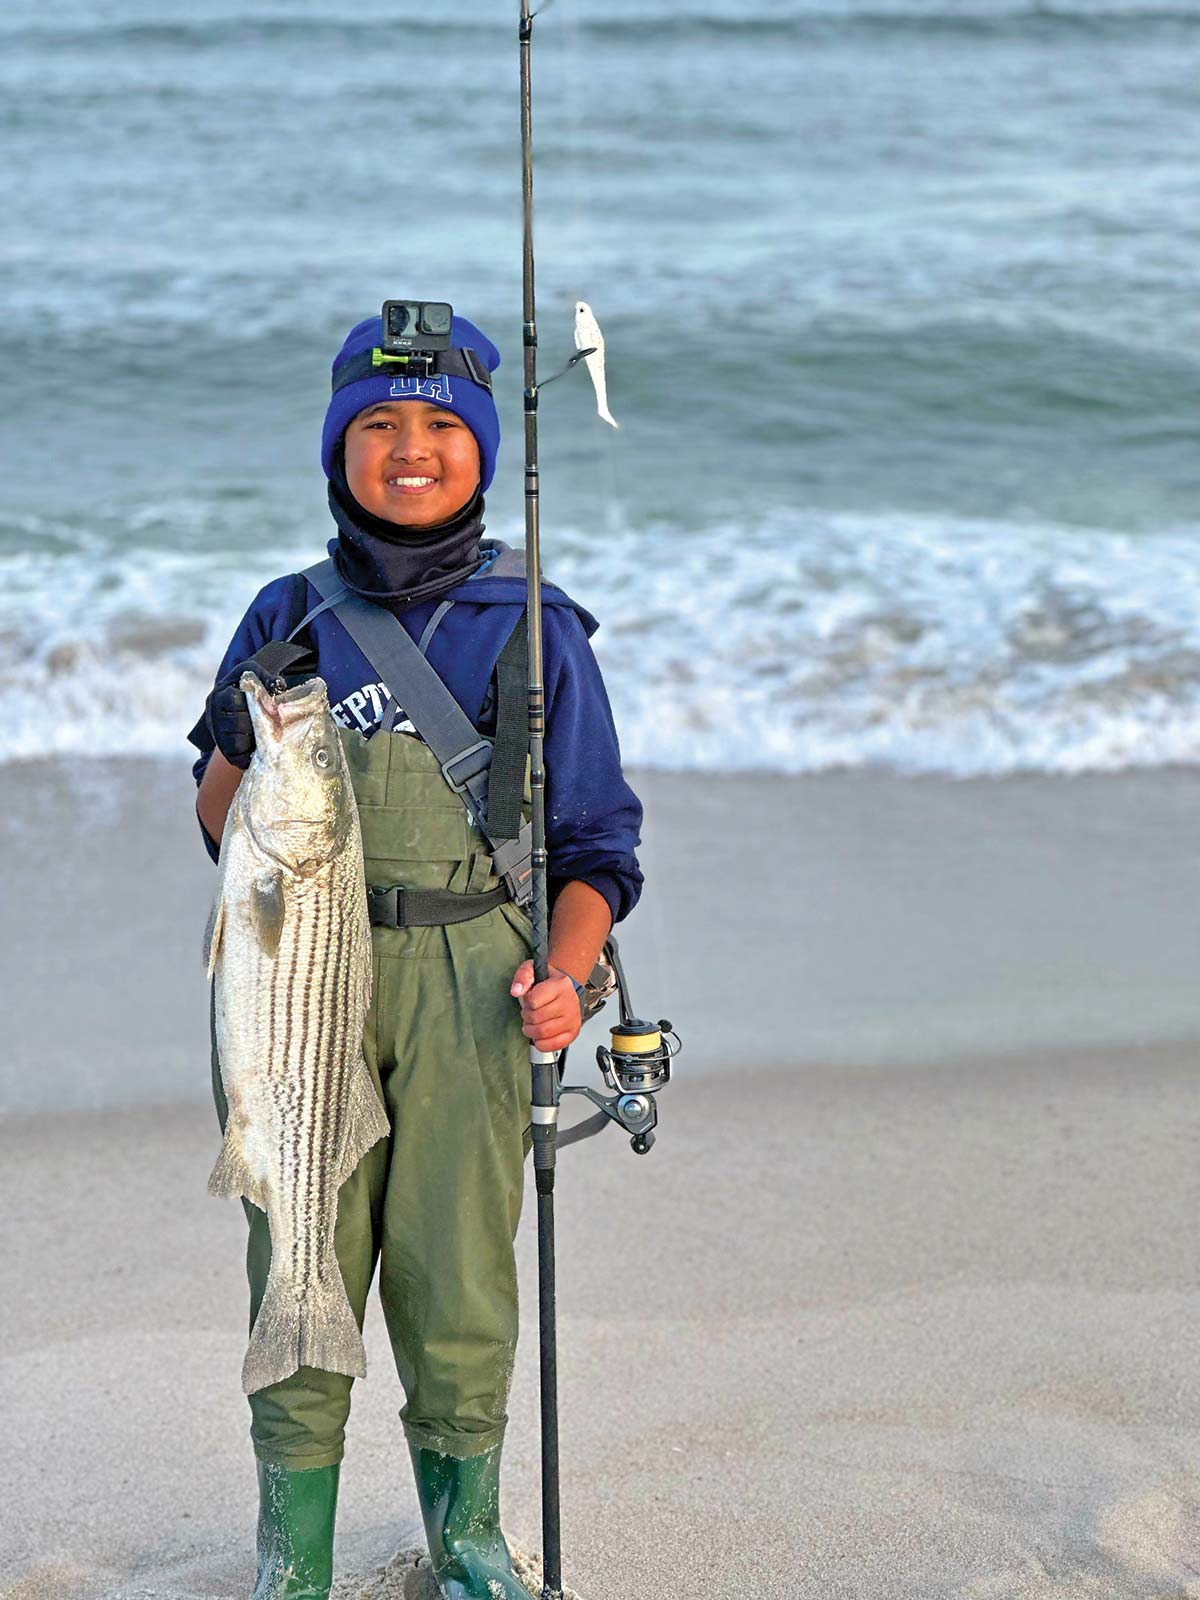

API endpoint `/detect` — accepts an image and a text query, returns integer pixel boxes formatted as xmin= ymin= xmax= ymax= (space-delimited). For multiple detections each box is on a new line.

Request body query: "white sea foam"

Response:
xmin=1 ymin=504 xmax=1198 ymax=776
xmin=560 ymin=509 xmax=1200 ymax=776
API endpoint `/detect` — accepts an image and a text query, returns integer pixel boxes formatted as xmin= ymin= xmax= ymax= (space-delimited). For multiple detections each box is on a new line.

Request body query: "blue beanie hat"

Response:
xmin=321 ymin=312 xmax=502 ymax=491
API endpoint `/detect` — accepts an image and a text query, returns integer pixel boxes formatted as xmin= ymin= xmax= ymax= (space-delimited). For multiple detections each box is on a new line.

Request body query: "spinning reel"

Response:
xmin=559 ymin=939 xmax=681 ymax=1154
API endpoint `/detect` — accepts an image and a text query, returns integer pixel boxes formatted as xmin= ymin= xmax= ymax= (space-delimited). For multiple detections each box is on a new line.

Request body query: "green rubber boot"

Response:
xmin=252 ymin=1461 xmax=340 ymax=1600
xmin=409 ymin=1444 xmax=529 ymax=1600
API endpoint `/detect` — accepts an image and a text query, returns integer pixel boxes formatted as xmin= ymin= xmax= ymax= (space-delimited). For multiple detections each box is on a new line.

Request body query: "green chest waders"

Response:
xmin=210 ymin=723 xmax=535 ymax=1474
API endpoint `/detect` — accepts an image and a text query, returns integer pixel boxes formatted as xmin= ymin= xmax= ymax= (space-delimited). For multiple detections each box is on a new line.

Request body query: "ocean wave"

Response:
xmin=594 ymin=4 xmax=1200 ymax=40
xmin=0 ymin=17 xmax=500 ymax=50
xmin=2 ymin=313 xmax=1195 ymax=438
xmin=6 ymin=2 xmax=1199 ymax=51
xmin=0 ymin=504 xmax=1198 ymax=776
xmin=558 ymin=511 xmax=1200 ymax=776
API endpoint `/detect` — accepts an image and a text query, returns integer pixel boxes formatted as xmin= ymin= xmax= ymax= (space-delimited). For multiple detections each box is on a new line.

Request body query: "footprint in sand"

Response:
xmin=957 ymin=1482 xmax=1200 ymax=1599
xmin=1095 ymin=1483 xmax=1200 ymax=1590
xmin=332 ymin=1544 xmax=584 ymax=1600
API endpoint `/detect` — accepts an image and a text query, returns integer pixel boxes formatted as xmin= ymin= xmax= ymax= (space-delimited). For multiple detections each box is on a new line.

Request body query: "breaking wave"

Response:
xmin=1 ymin=502 xmax=1198 ymax=777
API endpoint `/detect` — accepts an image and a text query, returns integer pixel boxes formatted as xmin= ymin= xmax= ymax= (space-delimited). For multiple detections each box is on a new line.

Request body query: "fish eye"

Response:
xmin=313 ymin=746 xmax=331 ymax=769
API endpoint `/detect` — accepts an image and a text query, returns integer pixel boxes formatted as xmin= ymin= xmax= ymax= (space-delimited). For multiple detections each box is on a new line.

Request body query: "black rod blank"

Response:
xmin=518 ymin=4 xmax=564 ymax=1598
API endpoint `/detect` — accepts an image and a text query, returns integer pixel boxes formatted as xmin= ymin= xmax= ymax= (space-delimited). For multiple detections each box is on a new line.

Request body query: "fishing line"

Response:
xmin=565 ymin=6 xmax=626 ymax=535
xmin=560 ymin=1 xmax=590 ymax=273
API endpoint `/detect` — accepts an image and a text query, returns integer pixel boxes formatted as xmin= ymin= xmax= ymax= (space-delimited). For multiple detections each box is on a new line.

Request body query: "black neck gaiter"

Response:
xmin=327 ymin=454 xmax=486 ymax=607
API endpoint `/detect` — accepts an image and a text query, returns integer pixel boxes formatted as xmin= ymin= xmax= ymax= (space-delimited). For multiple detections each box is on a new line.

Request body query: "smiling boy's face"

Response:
xmin=343 ymin=400 xmax=481 ymax=527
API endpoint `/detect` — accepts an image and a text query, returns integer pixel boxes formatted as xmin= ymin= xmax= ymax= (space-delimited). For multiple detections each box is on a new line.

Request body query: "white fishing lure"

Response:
xmin=574 ymin=301 xmax=619 ymax=429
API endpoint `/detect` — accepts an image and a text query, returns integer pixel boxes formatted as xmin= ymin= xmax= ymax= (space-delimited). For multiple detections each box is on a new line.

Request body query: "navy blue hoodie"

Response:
xmin=188 ymin=541 xmax=643 ymax=926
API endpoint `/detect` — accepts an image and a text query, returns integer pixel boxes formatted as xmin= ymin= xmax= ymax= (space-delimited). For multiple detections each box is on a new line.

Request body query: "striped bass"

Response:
xmin=204 ymin=672 xmax=389 ymax=1396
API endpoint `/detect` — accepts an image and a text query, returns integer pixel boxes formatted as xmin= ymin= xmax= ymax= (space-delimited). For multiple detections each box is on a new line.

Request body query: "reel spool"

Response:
xmin=593 ymin=1012 xmax=680 ymax=1154
xmin=596 ymin=1016 xmax=679 ymax=1097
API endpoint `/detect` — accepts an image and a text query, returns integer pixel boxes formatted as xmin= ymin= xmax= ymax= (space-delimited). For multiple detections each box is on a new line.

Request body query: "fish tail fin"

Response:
xmin=296 ymin=1262 xmax=367 ymax=1384
xmin=241 ymin=1262 xmax=302 ymax=1395
xmin=241 ymin=1260 xmax=367 ymax=1396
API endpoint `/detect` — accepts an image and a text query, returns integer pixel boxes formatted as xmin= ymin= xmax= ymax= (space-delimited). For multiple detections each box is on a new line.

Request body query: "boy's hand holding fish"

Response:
xmin=205 ymin=644 xmax=319 ymax=770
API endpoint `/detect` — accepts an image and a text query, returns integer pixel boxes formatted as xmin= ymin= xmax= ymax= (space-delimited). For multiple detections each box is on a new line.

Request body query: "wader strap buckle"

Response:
xmin=440 ymin=739 xmax=493 ymax=795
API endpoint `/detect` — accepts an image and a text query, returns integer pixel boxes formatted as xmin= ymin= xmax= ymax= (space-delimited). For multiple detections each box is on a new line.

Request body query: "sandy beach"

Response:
xmin=3 ymin=759 xmax=1199 ymax=1599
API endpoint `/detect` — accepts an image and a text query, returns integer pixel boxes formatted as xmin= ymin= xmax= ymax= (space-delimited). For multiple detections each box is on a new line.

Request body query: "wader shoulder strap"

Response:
xmin=486 ymin=613 xmax=528 ymax=842
xmin=300 ymin=558 xmax=532 ymax=905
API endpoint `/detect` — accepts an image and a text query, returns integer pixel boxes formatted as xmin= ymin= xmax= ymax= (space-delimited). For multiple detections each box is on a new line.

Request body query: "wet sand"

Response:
xmin=2 ymin=758 xmax=1199 ymax=1598
xmin=2 ymin=758 xmax=1198 ymax=1113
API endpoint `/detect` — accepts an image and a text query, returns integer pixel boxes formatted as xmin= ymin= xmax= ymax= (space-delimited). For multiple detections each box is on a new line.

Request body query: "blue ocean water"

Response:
xmin=1 ymin=0 xmax=1198 ymax=772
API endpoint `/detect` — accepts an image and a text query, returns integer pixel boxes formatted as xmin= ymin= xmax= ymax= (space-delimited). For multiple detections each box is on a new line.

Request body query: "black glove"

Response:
xmin=205 ymin=641 xmax=318 ymax=770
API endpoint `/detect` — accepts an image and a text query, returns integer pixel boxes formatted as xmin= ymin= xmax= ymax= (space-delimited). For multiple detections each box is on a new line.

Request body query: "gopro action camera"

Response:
xmin=381 ymin=300 xmax=454 ymax=355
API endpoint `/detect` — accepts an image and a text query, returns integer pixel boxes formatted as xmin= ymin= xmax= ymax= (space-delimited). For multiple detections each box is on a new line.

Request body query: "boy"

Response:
xmin=188 ymin=309 xmax=642 ymax=1600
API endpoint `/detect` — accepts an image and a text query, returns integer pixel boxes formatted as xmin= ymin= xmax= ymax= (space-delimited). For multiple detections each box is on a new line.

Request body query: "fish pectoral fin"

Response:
xmin=242 ymin=1260 xmax=366 ymax=1396
xmin=250 ymin=871 xmax=286 ymax=959
xmin=335 ymin=1064 xmax=391 ymax=1189
xmin=203 ymin=895 xmax=226 ymax=980
xmin=207 ymin=1130 xmax=268 ymax=1211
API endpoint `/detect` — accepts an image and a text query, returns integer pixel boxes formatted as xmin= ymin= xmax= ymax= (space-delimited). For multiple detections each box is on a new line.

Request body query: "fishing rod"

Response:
xmin=517 ymin=6 xmax=681 ymax=1597
xmin=517 ymin=5 xmax=565 ymax=1592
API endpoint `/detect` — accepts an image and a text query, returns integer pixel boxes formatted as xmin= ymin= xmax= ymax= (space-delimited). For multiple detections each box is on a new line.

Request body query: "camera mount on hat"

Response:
xmin=330 ymin=299 xmax=494 ymax=394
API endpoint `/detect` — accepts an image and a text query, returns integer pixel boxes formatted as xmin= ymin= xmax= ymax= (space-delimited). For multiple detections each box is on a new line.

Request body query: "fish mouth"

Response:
xmin=241 ymin=673 xmax=329 ymax=734
xmin=274 ymin=679 xmax=324 ymax=704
